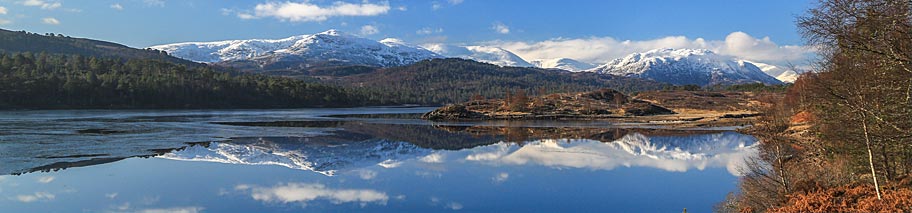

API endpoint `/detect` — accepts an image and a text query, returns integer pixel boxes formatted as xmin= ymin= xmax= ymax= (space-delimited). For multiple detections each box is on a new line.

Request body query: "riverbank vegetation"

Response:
xmin=718 ymin=0 xmax=912 ymax=212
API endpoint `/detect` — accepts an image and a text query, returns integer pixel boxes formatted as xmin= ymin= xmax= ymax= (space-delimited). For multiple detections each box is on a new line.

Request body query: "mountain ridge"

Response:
xmin=586 ymin=48 xmax=784 ymax=86
xmin=150 ymin=30 xmax=442 ymax=70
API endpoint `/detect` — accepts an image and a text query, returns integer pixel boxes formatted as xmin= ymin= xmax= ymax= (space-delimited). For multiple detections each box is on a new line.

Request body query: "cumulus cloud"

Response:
xmin=447 ymin=0 xmax=464 ymax=5
xmin=487 ymin=31 xmax=813 ymax=65
xmin=491 ymin=22 xmax=509 ymax=34
xmin=110 ymin=3 xmax=124 ymax=10
xmin=396 ymin=6 xmax=407 ymax=11
xmin=237 ymin=183 xmax=388 ymax=206
xmin=416 ymin=27 xmax=443 ymax=35
xmin=42 ymin=17 xmax=59 ymax=25
xmin=21 ymin=0 xmax=61 ymax=10
xmin=0 ymin=6 xmax=7 ymax=14
xmin=243 ymin=1 xmax=390 ymax=22
xmin=360 ymin=24 xmax=379 ymax=35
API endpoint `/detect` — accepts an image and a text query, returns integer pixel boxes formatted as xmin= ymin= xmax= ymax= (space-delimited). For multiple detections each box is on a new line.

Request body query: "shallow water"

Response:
xmin=0 ymin=107 xmax=756 ymax=212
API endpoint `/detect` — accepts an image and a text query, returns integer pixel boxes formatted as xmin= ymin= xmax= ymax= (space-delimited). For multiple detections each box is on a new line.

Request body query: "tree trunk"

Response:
xmin=775 ymin=142 xmax=790 ymax=194
xmin=861 ymin=112 xmax=882 ymax=200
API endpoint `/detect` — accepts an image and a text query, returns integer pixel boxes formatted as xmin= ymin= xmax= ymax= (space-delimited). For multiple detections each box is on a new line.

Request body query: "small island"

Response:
xmin=422 ymin=89 xmax=771 ymax=127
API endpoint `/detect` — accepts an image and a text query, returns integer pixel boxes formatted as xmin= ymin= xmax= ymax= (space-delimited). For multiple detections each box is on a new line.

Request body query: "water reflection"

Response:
xmin=463 ymin=132 xmax=757 ymax=176
xmin=0 ymin=108 xmax=760 ymax=212
xmin=235 ymin=183 xmax=389 ymax=206
xmin=159 ymin=128 xmax=756 ymax=176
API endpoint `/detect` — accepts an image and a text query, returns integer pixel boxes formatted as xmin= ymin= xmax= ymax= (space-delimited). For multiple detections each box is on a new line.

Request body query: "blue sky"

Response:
xmin=0 ymin=0 xmax=815 ymax=64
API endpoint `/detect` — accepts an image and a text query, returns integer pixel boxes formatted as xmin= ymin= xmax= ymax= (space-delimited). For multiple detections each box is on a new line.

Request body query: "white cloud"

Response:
xmin=137 ymin=207 xmax=204 ymax=213
xmin=0 ymin=19 xmax=11 ymax=25
xmin=416 ymin=27 xmax=443 ymax=35
xmin=105 ymin=193 xmax=118 ymax=199
xmin=21 ymin=0 xmax=61 ymax=10
xmin=15 ymin=192 xmax=55 ymax=203
xmin=143 ymin=0 xmax=165 ymax=7
xmin=491 ymin=22 xmax=509 ymax=34
xmin=488 ymin=31 xmax=814 ymax=65
xmin=431 ymin=2 xmax=442 ymax=10
xmin=37 ymin=176 xmax=54 ymax=183
xmin=396 ymin=6 xmax=407 ymax=11
xmin=42 ymin=17 xmax=59 ymax=25
xmin=432 ymin=0 xmax=462 ymax=10
xmin=110 ymin=3 xmax=124 ymax=10
xmin=0 ymin=6 xmax=8 ymax=14
xmin=238 ymin=183 xmax=388 ymax=206
xmin=237 ymin=13 xmax=256 ymax=19
xmin=245 ymin=1 xmax=390 ymax=22
xmin=360 ymin=24 xmax=379 ymax=35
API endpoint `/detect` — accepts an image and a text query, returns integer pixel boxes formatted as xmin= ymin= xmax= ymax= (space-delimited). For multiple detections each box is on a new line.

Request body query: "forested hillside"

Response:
xmin=0 ymin=52 xmax=381 ymax=109
xmin=0 ymin=29 xmax=670 ymax=108
xmin=333 ymin=58 xmax=669 ymax=104
xmin=0 ymin=29 xmax=194 ymax=66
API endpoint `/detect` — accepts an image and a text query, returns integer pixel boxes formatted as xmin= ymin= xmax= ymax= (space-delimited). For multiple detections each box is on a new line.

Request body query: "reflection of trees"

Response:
xmin=213 ymin=120 xmax=729 ymax=151
xmin=8 ymin=142 xmax=211 ymax=175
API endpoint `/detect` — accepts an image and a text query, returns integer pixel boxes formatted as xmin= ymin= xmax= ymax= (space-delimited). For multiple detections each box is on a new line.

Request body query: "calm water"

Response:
xmin=0 ymin=107 xmax=757 ymax=212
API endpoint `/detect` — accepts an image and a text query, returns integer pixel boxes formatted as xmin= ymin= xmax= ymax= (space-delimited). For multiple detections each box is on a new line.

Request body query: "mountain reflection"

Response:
xmin=159 ymin=124 xmax=758 ymax=176
xmin=463 ymin=132 xmax=757 ymax=175
xmin=2 ymin=114 xmax=757 ymax=176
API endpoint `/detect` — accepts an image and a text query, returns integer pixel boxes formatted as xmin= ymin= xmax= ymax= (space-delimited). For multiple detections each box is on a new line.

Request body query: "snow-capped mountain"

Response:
xmin=150 ymin=30 xmax=442 ymax=68
xmin=745 ymin=60 xmax=801 ymax=83
xmin=529 ymin=58 xmax=596 ymax=71
xmin=586 ymin=48 xmax=783 ymax=86
xmin=422 ymin=44 xmax=535 ymax=67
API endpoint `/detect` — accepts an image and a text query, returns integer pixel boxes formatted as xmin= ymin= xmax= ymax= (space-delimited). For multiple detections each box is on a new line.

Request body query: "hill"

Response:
xmin=330 ymin=58 xmax=670 ymax=104
xmin=0 ymin=29 xmax=196 ymax=66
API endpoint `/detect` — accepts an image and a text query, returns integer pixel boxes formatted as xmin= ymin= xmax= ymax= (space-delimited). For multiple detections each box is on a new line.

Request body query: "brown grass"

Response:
xmin=770 ymin=185 xmax=912 ymax=213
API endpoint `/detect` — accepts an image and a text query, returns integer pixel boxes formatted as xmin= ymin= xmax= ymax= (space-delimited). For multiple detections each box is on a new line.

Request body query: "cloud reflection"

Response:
xmin=36 ymin=176 xmax=55 ymax=183
xmin=15 ymin=192 xmax=55 ymax=202
xmin=236 ymin=183 xmax=389 ymax=206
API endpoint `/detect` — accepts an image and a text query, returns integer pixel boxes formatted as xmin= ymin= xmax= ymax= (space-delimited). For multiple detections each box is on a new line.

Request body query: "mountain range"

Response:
xmin=151 ymin=30 xmax=795 ymax=86
xmin=150 ymin=30 xmax=442 ymax=70
xmin=585 ymin=48 xmax=784 ymax=86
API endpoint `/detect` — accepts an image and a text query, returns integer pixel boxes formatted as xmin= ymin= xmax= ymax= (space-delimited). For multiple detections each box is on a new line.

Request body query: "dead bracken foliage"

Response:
xmin=770 ymin=185 xmax=912 ymax=213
